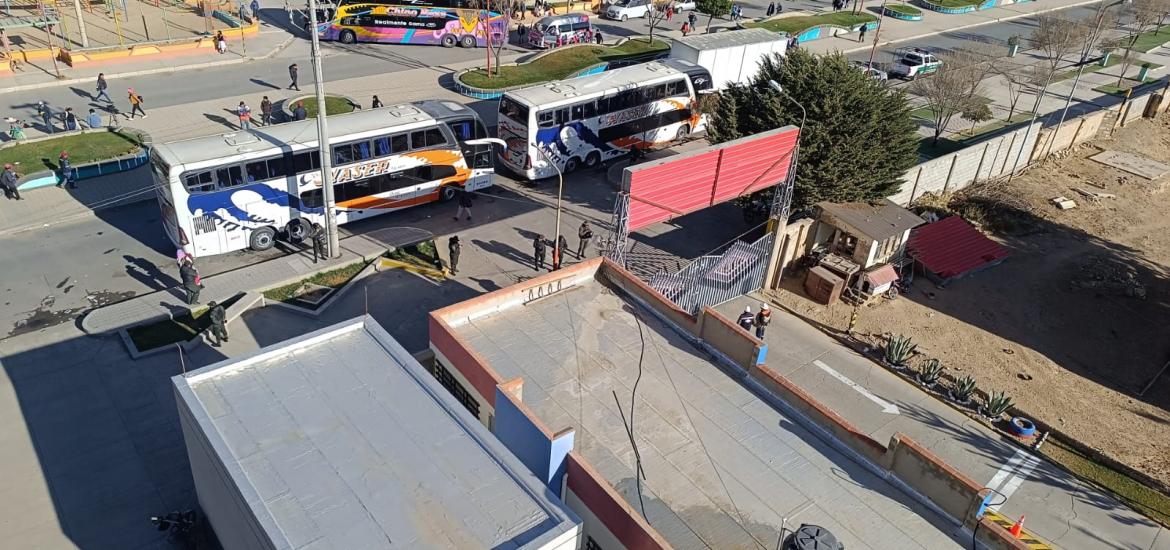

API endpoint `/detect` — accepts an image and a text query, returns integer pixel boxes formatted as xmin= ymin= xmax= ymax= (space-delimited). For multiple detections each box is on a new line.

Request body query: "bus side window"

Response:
xmin=374 ymin=137 xmax=392 ymax=157
xmin=667 ymin=80 xmax=685 ymax=96
xmin=215 ymin=166 xmax=243 ymax=189
xmin=267 ymin=157 xmax=289 ymax=179
xmin=293 ymin=151 xmax=320 ymax=174
xmin=555 ymin=108 xmax=569 ymax=125
xmin=245 ymin=160 xmax=269 ymax=183
xmin=354 ymin=141 xmax=373 ymax=161
xmin=596 ymin=97 xmax=610 ymax=115
xmin=391 ymin=133 xmax=409 ymax=153
xmin=301 ymin=188 xmax=323 ymax=209
xmin=446 ymin=120 xmax=474 ymax=141
xmin=423 ymin=128 xmax=447 ymax=147
xmin=583 ymin=101 xmax=597 ymax=118
xmin=184 ymin=171 xmax=214 ymax=192
xmin=537 ymin=111 xmax=555 ymax=128
xmin=334 ymin=144 xmax=355 ymax=165
xmin=571 ymin=104 xmax=585 ymax=121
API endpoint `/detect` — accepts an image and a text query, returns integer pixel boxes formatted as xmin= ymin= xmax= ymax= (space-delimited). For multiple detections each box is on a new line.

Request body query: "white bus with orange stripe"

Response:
xmin=150 ymin=100 xmax=496 ymax=258
xmin=497 ymin=59 xmax=713 ymax=181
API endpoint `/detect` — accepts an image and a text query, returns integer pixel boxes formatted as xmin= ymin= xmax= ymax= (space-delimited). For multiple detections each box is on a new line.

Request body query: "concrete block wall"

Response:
xmin=1122 ymin=93 xmax=1151 ymax=126
xmin=565 ymin=453 xmax=673 ymax=550
xmin=887 ymin=434 xmax=984 ymax=523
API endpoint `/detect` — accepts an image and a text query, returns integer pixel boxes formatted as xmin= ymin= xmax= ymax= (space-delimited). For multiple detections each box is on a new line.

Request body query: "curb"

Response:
xmin=0 ymin=34 xmax=297 ymax=94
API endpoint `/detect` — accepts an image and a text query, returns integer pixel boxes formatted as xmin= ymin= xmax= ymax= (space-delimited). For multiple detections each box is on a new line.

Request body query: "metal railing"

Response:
xmin=647 ymin=233 xmax=774 ymax=315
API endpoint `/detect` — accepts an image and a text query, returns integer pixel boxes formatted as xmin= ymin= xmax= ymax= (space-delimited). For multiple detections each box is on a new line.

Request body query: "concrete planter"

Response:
xmin=883 ymin=5 xmax=923 ymax=20
xmin=919 ymin=0 xmax=978 ymax=14
xmin=278 ymin=93 xmax=360 ymax=122
xmin=264 ymin=261 xmax=378 ymax=318
xmin=3 ymin=128 xmax=152 ymax=191
xmin=454 ymin=62 xmax=609 ymax=99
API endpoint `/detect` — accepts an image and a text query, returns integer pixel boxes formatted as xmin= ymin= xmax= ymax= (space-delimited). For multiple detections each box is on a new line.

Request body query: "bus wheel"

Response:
xmin=440 ymin=185 xmax=457 ymax=202
xmin=339 ymin=30 xmax=357 ymax=44
xmin=584 ymin=151 xmax=601 ymax=168
xmin=460 ymin=35 xmax=477 ymax=48
xmin=675 ymin=124 xmax=691 ymax=141
xmin=250 ymin=227 xmax=277 ymax=251
xmin=441 ymin=34 xmax=458 ymax=48
xmin=564 ymin=157 xmax=581 ymax=173
xmin=285 ymin=219 xmax=310 ymax=243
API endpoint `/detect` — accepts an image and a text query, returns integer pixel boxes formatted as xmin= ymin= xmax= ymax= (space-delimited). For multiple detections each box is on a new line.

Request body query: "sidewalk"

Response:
xmin=79 ymin=233 xmax=388 ymax=334
xmin=715 ymin=293 xmax=1169 ymax=550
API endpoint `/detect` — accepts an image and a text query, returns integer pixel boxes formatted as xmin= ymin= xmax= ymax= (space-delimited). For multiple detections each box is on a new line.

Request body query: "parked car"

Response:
xmin=605 ymin=0 xmax=652 ymax=20
xmin=888 ymin=47 xmax=942 ymax=80
xmin=851 ymin=60 xmax=888 ymax=82
xmin=662 ymin=0 xmax=697 ymax=10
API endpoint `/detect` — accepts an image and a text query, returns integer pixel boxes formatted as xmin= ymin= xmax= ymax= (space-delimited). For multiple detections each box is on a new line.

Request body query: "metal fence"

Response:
xmin=646 ymin=233 xmax=773 ymax=315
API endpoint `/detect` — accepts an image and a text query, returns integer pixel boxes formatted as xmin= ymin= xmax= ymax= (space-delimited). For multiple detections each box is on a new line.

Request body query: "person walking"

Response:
xmin=532 ymin=233 xmax=546 ymax=271
xmin=665 ymin=5 xmax=674 ymax=21
xmin=681 ymin=21 xmax=691 ymax=36
xmin=250 ymin=0 xmax=260 ymax=20
xmin=448 ymin=235 xmax=461 ymax=275
xmin=688 ymin=11 xmax=697 ymax=29
xmin=86 ymin=108 xmax=103 ymax=130
xmin=288 ymin=63 xmax=300 ymax=91
xmin=577 ymin=221 xmax=592 ymax=258
xmin=237 ymin=101 xmax=253 ymax=130
xmin=1 ymin=163 xmax=21 ymax=201
xmin=128 ymin=89 xmax=146 ymax=119
xmin=766 ymin=1 xmax=775 ymax=15
xmin=454 ymin=189 xmax=473 ymax=221
xmin=57 ymin=152 xmax=77 ymax=189
xmin=371 ymin=95 xmax=383 ymax=108
xmin=594 ymin=30 xmax=603 ymax=44
xmin=737 ymin=306 xmax=754 ymax=332
xmin=260 ymin=96 xmax=273 ymax=126
xmin=179 ymin=259 xmax=203 ymax=305
xmin=293 ymin=101 xmax=308 ymax=121
xmin=310 ymin=222 xmax=327 ymax=263
xmin=207 ymin=300 xmax=229 ymax=346
xmin=38 ymin=101 xmax=54 ymax=133
xmin=858 ymin=23 xmax=867 ymax=43
xmin=754 ymin=302 xmax=771 ymax=338
xmin=95 ymin=73 xmax=112 ymax=102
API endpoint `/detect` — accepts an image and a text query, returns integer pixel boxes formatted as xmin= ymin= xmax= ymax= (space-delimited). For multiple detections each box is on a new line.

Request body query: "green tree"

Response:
xmin=696 ymin=0 xmax=732 ymax=33
xmin=708 ymin=49 xmax=918 ymax=211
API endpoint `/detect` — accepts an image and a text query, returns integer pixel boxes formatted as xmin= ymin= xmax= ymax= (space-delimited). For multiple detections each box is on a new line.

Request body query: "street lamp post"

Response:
xmin=866 ymin=0 xmax=889 ymax=70
xmin=763 ymin=80 xmax=807 ymax=291
xmin=1046 ymin=0 xmax=1129 ymax=159
xmin=307 ymin=0 xmax=339 ymax=258
xmin=532 ymin=145 xmax=565 ymax=265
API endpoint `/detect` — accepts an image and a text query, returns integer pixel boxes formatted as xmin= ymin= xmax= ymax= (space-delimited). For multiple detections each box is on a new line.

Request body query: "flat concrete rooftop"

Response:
xmin=451 ymin=280 xmax=963 ymax=549
xmin=175 ymin=317 xmax=578 ymax=550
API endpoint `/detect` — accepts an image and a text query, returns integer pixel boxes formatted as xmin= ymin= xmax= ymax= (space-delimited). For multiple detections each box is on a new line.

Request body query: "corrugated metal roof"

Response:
xmin=817 ymin=200 xmax=925 ymax=241
xmin=670 ymin=27 xmax=787 ymax=50
xmin=173 ymin=316 xmax=578 ymax=550
xmin=907 ymin=216 xmax=1009 ymax=280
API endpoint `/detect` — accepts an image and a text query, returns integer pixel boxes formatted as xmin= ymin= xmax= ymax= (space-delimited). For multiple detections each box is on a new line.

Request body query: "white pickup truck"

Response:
xmin=889 ymin=47 xmax=942 ymax=80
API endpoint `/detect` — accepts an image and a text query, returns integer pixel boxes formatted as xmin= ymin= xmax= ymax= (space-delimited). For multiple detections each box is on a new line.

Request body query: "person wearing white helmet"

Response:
xmin=754 ymin=302 xmax=771 ymax=338
xmin=737 ymin=305 xmax=754 ymax=332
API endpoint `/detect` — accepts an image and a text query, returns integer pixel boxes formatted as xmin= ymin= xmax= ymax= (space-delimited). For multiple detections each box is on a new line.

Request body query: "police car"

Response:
xmin=889 ymin=47 xmax=942 ymax=80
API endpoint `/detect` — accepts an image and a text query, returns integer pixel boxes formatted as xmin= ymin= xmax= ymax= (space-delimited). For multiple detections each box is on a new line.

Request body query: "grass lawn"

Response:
xmin=749 ymin=12 xmax=876 ymax=35
xmin=884 ymin=3 xmax=922 ymax=15
xmin=1041 ymin=436 xmax=1170 ymax=527
xmin=459 ymin=39 xmax=669 ymax=90
xmin=126 ymin=293 xmax=243 ymax=352
xmin=298 ymin=96 xmax=357 ymax=118
xmin=910 ymin=96 xmax=993 ymax=121
xmin=925 ymin=0 xmax=981 ymax=7
xmin=0 ymin=130 xmax=143 ymax=173
xmin=1053 ymin=57 xmax=1163 ymax=82
xmin=917 ymin=112 xmax=1032 ymax=158
xmin=1093 ymin=77 xmax=1159 ymax=96
xmin=387 ymin=239 xmax=442 ymax=270
xmin=1130 ymin=27 xmax=1170 ymax=53
xmin=262 ymin=261 xmax=368 ymax=304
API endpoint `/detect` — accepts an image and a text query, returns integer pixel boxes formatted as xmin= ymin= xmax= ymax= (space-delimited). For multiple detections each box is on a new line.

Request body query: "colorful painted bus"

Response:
xmin=497 ymin=59 xmax=713 ymax=180
xmin=150 ymin=100 xmax=496 ymax=258
xmin=315 ymin=0 xmax=507 ymax=47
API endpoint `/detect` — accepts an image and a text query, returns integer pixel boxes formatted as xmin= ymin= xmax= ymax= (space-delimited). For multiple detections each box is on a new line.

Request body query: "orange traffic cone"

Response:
xmin=1008 ymin=515 xmax=1025 ymax=538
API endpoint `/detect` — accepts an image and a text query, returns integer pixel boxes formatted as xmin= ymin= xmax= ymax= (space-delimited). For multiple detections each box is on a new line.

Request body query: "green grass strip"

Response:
xmin=262 ymin=260 xmax=368 ymax=303
xmin=0 ymin=130 xmax=143 ymax=173
xmin=747 ymin=12 xmax=877 ymax=35
xmin=1041 ymin=436 xmax=1170 ymax=527
xmin=459 ymin=39 xmax=669 ymax=90
xmin=298 ymin=96 xmax=357 ymax=118
xmin=884 ymin=3 xmax=922 ymax=15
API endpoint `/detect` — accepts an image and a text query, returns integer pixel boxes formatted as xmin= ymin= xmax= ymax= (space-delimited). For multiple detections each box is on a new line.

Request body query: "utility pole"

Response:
xmin=308 ymin=0 xmax=339 ymax=258
xmin=72 ymin=0 xmax=88 ymax=48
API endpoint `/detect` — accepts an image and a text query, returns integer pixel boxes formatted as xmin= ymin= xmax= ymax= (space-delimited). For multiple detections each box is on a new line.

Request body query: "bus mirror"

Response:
xmin=466 ymin=138 xmax=508 ymax=150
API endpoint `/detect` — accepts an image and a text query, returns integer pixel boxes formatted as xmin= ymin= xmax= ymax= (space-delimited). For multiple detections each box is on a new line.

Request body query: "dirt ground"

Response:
xmin=775 ymin=114 xmax=1170 ymax=486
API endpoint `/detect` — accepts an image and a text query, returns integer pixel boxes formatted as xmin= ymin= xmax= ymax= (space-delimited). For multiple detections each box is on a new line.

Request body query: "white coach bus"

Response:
xmin=149 ymin=100 xmax=496 ymax=258
xmin=497 ymin=58 xmax=713 ymax=180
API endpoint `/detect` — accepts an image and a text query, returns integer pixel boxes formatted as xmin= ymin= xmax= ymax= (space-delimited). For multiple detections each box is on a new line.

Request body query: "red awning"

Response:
xmin=907 ymin=216 xmax=1009 ymax=280
xmin=864 ymin=264 xmax=900 ymax=288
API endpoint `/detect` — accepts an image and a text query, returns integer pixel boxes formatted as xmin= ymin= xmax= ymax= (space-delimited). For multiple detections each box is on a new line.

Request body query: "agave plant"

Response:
xmin=982 ymin=390 xmax=1014 ymax=419
xmin=884 ymin=334 xmax=918 ymax=368
xmin=917 ymin=358 xmax=943 ymax=387
xmin=950 ymin=375 xmax=977 ymax=404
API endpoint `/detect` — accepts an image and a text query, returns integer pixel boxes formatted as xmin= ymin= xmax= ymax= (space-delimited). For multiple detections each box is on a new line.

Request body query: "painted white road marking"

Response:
xmin=985 ymin=449 xmax=1042 ymax=511
xmin=813 ymin=359 xmax=900 ymax=415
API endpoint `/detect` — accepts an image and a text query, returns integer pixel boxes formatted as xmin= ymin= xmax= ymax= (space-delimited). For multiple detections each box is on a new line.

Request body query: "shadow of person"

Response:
xmin=124 ymin=255 xmax=179 ymax=291
xmin=248 ymin=78 xmax=281 ymax=90
xmin=204 ymin=113 xmax=237 ymax=130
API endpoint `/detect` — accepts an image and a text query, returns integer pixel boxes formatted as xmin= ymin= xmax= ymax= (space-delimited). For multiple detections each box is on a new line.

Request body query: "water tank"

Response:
xmin=786 ymin=524 xmax=844 ymax=550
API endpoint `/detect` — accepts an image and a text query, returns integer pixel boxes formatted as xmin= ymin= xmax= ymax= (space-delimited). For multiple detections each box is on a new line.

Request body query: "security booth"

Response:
xmin=807 ymin=200 xmax=924 ymax=302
